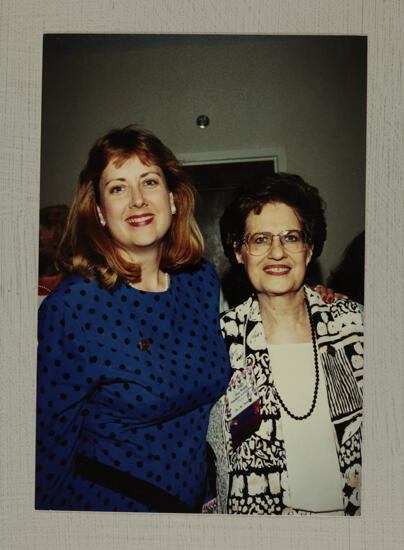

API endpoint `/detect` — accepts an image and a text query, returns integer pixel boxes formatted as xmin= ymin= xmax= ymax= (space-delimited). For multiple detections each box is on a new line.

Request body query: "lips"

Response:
xmin=126 ymin=214 xmax=154 ymax=227
xmin=263 ymin=264 xmax=291 ymax=276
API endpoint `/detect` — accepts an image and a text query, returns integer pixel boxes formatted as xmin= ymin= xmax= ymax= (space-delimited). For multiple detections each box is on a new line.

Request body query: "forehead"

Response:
xmin=245 ymin=202 xmax=301 ymax=233
xmin=101 ymin=154 xmax=163 ymax=180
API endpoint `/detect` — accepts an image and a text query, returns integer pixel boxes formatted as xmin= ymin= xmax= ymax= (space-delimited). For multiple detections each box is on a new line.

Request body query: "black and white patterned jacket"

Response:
xmin=206 ymin=286 xmax=363 ymax=515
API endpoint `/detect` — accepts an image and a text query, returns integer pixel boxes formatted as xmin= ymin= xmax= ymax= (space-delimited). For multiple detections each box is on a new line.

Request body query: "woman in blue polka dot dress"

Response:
xmin=36 ymin=126 xmax=230 ymax=512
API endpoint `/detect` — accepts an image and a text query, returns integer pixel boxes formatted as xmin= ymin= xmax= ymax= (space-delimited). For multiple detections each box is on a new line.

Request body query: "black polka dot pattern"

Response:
xmin=35 ymin=259 xmax=230 ymax=511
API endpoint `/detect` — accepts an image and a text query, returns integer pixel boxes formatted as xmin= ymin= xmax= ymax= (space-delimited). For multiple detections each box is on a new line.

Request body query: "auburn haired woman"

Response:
xmin=35 ymin=125 xmax=230 ymax=512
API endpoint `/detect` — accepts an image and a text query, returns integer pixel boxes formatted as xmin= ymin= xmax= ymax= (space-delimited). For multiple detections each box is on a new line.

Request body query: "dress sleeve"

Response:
xmin=198 ymin=259 xmax=221 ymax=325
xmin=35 ymin=295 xmax=93 ymax=508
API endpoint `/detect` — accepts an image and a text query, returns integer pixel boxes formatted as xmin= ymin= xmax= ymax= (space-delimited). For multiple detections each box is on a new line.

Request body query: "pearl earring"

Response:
xmin=96 ymin=205 xmax=106 ymax=227
xmin=170 ymin=194 xmax=176 ymax=215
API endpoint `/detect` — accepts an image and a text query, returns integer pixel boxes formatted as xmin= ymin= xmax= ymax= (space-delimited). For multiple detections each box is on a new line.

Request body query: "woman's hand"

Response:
xmin=311 ymin=285 xmax=348 ymax=303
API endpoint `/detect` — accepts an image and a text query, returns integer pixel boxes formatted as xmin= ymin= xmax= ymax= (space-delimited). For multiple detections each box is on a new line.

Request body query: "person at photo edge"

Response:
xmin=35 ymin=125 xmax=231 ymax=512
xmin=38 ymin=204 xmax=69 ymax=307
xmin=206 ymin=173 xmax=363 ymax=515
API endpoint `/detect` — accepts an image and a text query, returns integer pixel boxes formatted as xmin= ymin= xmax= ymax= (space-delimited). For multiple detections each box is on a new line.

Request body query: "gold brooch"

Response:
xmin=138 ymin=338 xmax=151 ymax=352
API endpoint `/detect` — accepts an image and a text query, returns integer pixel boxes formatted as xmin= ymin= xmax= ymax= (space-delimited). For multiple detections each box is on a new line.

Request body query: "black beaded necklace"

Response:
xmin=274 ymin=295 xmax=320 ymax=421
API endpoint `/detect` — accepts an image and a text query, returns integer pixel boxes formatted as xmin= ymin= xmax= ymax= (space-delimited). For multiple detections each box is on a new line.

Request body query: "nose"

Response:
xmin=267 ymin=235 xmax=286 ymax=260
xmin=129 ymin=184 xmax=147 ymax=208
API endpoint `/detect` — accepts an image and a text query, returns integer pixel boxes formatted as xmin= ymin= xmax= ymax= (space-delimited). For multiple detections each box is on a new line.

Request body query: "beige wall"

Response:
xmin=40 ymin=34 xmax=366 ymax=281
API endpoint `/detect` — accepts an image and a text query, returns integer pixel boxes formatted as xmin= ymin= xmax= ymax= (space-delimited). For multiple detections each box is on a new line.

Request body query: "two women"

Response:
xmin=36 ymin=126 xmax=230 ymax=511
xmin=207 ymin=174 xmax=363 ymax=515
xmin=36 ymin=126 xmax=363 ymax=515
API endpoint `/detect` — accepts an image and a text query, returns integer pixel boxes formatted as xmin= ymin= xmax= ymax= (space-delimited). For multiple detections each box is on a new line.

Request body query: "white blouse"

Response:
xmin=268 ymin=342 xmax=344 ymax=514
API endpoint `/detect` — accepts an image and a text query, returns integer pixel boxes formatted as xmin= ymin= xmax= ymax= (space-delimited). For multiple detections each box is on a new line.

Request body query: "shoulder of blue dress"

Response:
xmin=173 ymin=258 xmax=219 ymax=283
xmin=44 ymin=273 xmax=109 ymax=302
xmin=198 ymin=258 xmax=219 ymax=277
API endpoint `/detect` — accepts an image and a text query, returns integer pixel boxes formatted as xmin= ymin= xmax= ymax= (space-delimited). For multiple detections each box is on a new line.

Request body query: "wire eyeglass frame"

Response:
xmin=241 ymin=229 xmax=307 ymax=255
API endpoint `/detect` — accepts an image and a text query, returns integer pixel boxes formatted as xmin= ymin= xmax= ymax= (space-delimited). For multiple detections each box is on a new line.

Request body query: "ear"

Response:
xmin=233 ymin=242 xmax=244 ymax=265
xmin=305 ymin=246 xmax=313 ymax=266
xmin=169 ymin=192 xmax=176 ymax=215
xmin=96 ymin=205 xmax=106 ymax=227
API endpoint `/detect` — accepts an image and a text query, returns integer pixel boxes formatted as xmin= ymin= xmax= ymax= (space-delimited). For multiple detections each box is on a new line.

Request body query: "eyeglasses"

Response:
xmin=241 ymin=230 xmax=307 ymax=255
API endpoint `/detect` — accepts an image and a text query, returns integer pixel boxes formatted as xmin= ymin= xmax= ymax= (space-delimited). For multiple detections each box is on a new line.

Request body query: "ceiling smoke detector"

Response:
xmin=196 ymin=115 xmax=210 ymax=128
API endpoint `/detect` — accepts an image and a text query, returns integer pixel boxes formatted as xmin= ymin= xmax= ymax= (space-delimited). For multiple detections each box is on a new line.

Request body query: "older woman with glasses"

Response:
xmin=207 ymin=173 xmax=363 ymax=515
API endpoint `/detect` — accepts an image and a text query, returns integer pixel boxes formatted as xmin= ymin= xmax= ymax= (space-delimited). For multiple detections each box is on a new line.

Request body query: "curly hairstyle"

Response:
xmin=220 ymin=172 xmax=327 ymax=265
xmin=58 ymin=125 xmax=204 ymax=287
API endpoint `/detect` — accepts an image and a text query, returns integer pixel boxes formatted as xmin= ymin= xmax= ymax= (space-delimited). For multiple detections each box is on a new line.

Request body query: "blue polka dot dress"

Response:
xmin=36 ymin=259 xmax=230 ymax=512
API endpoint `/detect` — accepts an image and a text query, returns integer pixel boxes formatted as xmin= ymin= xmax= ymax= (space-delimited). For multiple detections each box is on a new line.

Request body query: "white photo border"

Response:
xmin=1 ymin=1 xmax=403 ymax=549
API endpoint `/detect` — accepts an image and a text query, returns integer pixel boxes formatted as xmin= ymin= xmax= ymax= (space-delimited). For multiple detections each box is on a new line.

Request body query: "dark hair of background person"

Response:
xmin=39 ymin=204 xmax=70 ymax=276
xmin=220 ymin=173 xmax=327 ymax=307
xmin=327 ymin=230 xmax=365 ymax=304
xmin=57 ymin=125 xmax=204 ymax=288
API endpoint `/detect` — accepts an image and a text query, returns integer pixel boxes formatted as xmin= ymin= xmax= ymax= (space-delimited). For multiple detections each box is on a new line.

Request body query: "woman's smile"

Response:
xmin=263 ymin=264 xmax=291 ymax=276
xmin=126 ymin=213 xmax=155 ymax=226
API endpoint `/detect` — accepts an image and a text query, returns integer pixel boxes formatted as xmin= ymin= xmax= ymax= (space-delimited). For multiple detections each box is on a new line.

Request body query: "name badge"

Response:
xmin=224 ymin=366 xmax=262 ymax=450
xmin=224 ymin=365 xmax=259 ymax=420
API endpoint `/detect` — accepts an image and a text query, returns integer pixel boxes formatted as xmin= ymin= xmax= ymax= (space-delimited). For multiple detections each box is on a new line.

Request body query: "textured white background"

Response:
xmin=1 ymin=1 xmax=403 ymax=549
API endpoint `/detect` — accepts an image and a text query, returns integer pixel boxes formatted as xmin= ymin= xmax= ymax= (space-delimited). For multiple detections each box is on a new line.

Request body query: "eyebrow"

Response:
xmin=139 ymin=170 xmax=162 ymax=178
xmin=102 ymin=170 xmax=163 ymax=187
xmin=250 ymin=229 xmax=301 ymax=234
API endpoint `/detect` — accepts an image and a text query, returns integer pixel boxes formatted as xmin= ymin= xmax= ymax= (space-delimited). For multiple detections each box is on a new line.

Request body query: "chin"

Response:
xmin=260 ymin=281 xmax=303 ymax=297
xmin=128 ymin=233 xmax=162 ymax=247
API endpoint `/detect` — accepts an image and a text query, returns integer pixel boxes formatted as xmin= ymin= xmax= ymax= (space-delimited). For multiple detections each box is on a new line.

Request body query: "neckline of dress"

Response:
xmin=128 ymin=272 xmax=170 ymax=293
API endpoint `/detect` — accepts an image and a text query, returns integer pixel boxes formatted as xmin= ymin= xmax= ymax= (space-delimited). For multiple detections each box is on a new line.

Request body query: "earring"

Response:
xmin=170 ymin=193 xmax=176 ymax=215
xmin=96 ymin=205 xmax=106 ymax=227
